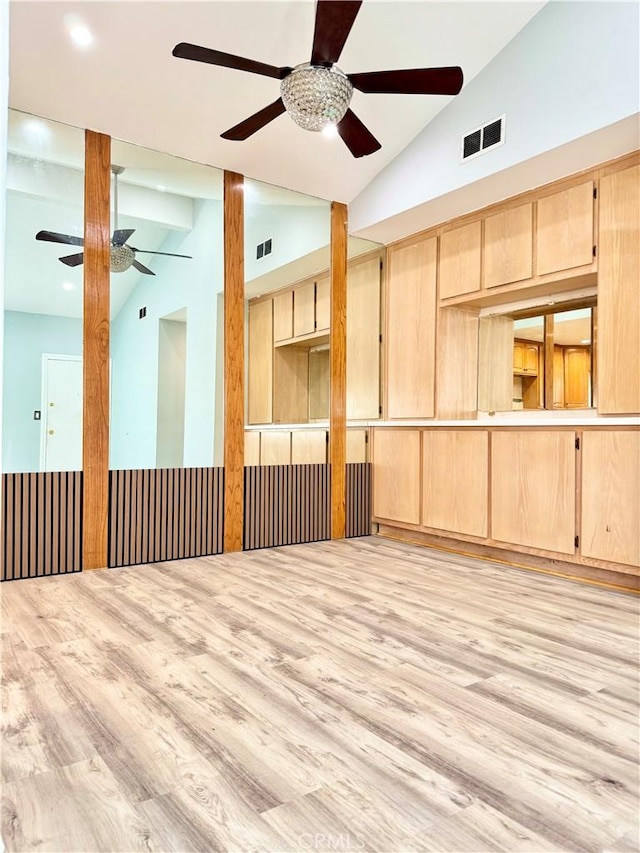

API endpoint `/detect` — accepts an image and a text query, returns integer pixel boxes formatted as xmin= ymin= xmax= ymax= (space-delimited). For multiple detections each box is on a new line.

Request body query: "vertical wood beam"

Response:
xmin=330 ymin=201 xmax=347 ymax=539
xmin=223 ymin=171 xmax=244 ymax=551
xmin=83 ymin=130 xmax=111 ymax=570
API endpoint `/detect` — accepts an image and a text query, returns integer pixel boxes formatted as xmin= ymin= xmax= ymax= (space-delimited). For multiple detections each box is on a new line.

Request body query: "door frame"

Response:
xmin=40 ymin=353 xmax=83 ymax=471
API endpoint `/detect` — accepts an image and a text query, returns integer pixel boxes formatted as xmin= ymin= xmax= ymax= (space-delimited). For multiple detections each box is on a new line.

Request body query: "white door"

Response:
xmin=41 ymin=355 xmax=83 ymax=472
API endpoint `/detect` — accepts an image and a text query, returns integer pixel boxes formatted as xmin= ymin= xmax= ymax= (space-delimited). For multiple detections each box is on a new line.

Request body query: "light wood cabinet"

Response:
xmin=581 ymin=431 xmax=640 ymax=567
xmin=372 ymin=429 xmax=421 ymax=524
xmin=347 ymin=429 xmax=367 ymax=463
xmin=293 ymin=281 xmax=316 ymax=337
xmin=291 ymin=430 xmax=327 ymax=464
xmin=484 ymin=203 xmax=533 ymax=289
xmin=244 ymin=431 xmax=260 ymax=466
xmin=491 ymin=431 xmax=576 ymax=554
xmin=308 ymin=348 xmax=330 ymax=420
xmin=273 ymin=291 xmax=293 ymax=342
xmin=347 ymin=256 xmax=380 ymax=420
xmin=563 ymin=346 xmax=590 ymax=408
xmin=478 ymin=316 xmax=513 ymax=412
xmin=439 ymin=221 xmax=482 ymax=299
xmin=315 ymin=277 xmax=330 ymax=332
xmin=597 ymin=165 xmax=640 ymax=414
xmin=260 ymin=430 xmax=291 ymax=465
xmin=422 ymin=430 xmax=488 ymax=537
xmin=536 ymin=181 xmax=594 ymax=276
xmin=436 ymin=307 xmax=479 ymax=419
xmin=273 ymin=347 xmax=308 ymax=423
xmin=248 ymin=299 xmax=273 ymax=424
xmin=386 ymin=238 xmax=437 ymax=418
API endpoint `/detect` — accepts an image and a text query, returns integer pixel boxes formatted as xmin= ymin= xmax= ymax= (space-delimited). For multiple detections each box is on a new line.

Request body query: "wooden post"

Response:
xmin=330 ymin=201 xmax=347 ymax=539
xmin=544 ymin=313 xmax=555 ymax=410
xmin=82 ymin=130 xmax=111 ymax=569
xmin=223 ymin=171 xmax=245 ymax=551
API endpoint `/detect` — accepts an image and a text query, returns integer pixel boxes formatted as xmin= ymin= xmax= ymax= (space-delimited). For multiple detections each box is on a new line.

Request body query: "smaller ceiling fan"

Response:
xmin=36 ymin=166 xmax=192 ymax=275
xmin=172 ymin=0 xmax=464 ymax=157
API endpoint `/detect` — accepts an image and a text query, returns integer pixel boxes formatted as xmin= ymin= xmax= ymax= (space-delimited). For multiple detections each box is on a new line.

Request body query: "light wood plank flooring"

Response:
xmin=1 ymin=536 xmax=639 ymax=852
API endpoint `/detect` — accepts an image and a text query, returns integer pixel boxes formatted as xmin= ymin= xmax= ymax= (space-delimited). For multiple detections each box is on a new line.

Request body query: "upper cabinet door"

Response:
xmin=386 ymin=238 xmax=437 ymax=418
xmin=483 ymin=203 xmax=533 ymax=289
xmin=347 ymin=256 xmax=381 ymax=420
xmin=315 ymin=277 xmax=330 ymax=332
xmin=293 ymin=281 xmax=316 ymax=337
xmin=273 ymin=291 xmax=293 ymax=342
xmin=248 ymin=300 xmax=273 ymax=425
xmin=597 ymin=165 xmax=640 ymax=415
xmin=536 ymin=181 xmax=594 ymax=276
xmin=439 ymin=221 xmax=481 ymax=299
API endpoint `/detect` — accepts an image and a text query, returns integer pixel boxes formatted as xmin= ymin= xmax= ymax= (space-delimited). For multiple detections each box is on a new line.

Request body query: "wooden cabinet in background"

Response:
xmin=484 ymin=203 xmax=533 ymax=289
xmin=422 ymin=430 xmax=488 ymax=537
xmin=291 ymin=429 xmax=327 ymax=464
xmin=386 ymin=238 xmax=437 ymax=418
xmin=581 ymin=431 xmax=640 ymax=567
xmin=293 ymin=281 xmax=316 ymax=337
xmin=248 ymin=299 xmax=273 ymax=424
xmin=315 ymin=277 xmax=330 ymax=331
xmin=273 ymin=291 xmax=293 ymax=342
xmin=598 ymin=165 xmax=640 ymax=415
xmin=347 ymin=256 xmax=381 ymax=419
xmin=491 ymin=431 xmax=576 ymax=554
xmin=536 ymin=181 xmax=594 ymax=276
xmin=439 ymin=221 xmax=481 ymax=299
xmin=244 ymin=431 xmax=260 ymax=466
xmin=260 ymin=430 xmax=291 ymax=465
xmin=513 ymin=340 xmax=539 ymax=375
xmin=563 ymin=347 xmax=591 ymax=408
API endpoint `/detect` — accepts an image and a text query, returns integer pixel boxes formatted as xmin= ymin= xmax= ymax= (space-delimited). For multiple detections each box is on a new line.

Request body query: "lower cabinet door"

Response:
xmin=372 ymin=429 xmax=420 ymax=525
xmin=491 ymin=431 xmax=576 ymax=554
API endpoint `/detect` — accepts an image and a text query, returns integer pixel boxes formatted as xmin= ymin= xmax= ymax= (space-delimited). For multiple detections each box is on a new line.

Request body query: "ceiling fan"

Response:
xmin=172 ymin=0 xmax=463 ymax=158
xmin=35 ymin=166 xmax=192 ymax=275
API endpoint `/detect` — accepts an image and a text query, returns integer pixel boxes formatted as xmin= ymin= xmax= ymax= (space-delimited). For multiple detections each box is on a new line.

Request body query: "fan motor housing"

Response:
xmin=280 ymin=64 xmax=353 ymax=132
xmin=110 ymin=244 xmax=135 ymax=273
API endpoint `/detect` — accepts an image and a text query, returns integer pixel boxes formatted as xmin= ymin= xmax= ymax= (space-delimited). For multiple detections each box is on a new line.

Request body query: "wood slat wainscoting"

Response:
xmin=1 ymin=472 xmax=83 ymax=581
xmin=108 ymin=468 xmax=224 ymax=568
xmin=243 ymin=464 xmax=330 ymax=550
xmin=345 ymin=462 xmax=372 ymax=538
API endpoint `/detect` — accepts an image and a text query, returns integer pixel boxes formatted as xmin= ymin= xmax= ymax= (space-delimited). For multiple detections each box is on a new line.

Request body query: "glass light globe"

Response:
xmin=281 ymin=64 xmax=353 ymax=132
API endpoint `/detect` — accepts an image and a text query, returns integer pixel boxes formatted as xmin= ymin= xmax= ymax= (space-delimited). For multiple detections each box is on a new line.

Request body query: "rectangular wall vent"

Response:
xmin=256 ymin=239 xmax=273 ymax=260
xmin=462 ymin=115 xmax=505 ymax=161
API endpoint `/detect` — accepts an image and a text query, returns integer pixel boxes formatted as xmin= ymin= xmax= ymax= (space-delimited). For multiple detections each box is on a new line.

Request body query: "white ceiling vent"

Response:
xmin=462 ymin=115 xmax=505 ymax=162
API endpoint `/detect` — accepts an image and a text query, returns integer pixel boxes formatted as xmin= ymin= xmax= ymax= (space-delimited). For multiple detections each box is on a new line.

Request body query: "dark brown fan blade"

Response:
xmin=337 ymin=109 xmax=381 ymax=158
xmin=132 ymin=259 xmax=155 ymax=276
xmin=221 ymin=98 xmax=287 ymax=141
xmin=172 ymin=43 xmax=292 ymax=80
xmin=59 ymin=252 xmax=85 ymax=267
xmin=311 ymin=0 xmax=362 ymax=65
xmin=112 ymin=229 xmax=135 ymax=246
xmin=349 ymin=67 xmax=463 ymax=95
xmin=36 ymin=230 xmax=84 ymax=246
xmin=131 ymin=249 xmax=192 ymax=259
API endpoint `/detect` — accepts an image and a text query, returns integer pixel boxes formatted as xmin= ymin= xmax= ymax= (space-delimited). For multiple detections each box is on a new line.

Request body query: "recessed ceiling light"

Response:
xmin=62 ymin=282 xmax=75 ymax=291
xmin=69 ymin=23 xmax=93 ymax=48
xmin=322 ymin=123 xmax=339 ymax=139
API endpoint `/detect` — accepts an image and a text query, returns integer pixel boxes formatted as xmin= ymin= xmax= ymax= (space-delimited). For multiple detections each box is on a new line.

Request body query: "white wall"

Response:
xmin=350 ymin=1 xmax=640 ymax=240
xmin=110 ymin=198 xmax=223 ymax=470
xmin=2 ymin=311 xmax=82 ymax=472
xmin=0 ymin=0 xmax=9 ymax=479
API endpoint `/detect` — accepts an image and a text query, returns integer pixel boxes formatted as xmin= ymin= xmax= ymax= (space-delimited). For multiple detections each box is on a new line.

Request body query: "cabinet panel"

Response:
xmin=598 ymin=166 xmax=640 ymax=414
xmin=273 ymin=348 xmax=308 ymax=423
xmin=244 ymin=431 xmax=260 ymax=466
xmin=248 ymin=300 xmax=273 ymax=424
xmin=581 ymin=431 xmax=640 ymax=566
xmin=347 ymin=429 xmax=367 ymax=463
xmin=491 ymin=431 xmax=575 ymax=554
xmin=260 ymin=431 xmax=291 ymax=465
xmin=347 ymin=256 xmax=380 ymax=420
xmin=315 ymin=277 xmax=330 ymax=332
xmin=291 ymin=430 xmax=327 ymax=464
xmin=484 ymin=203 xmax=533 ymax=289
xmin=478 ymin=316 xmax=513 ymax=412
xmin=436 ymin=308 xmax=479 ymax=419
xmin=563 ymin=347 xmax=590 ymax=408
xmin=439 ymin=221 xmax=482 ymax=299
xmin=309 ymin=349 xmax=330 ymax=420
xmin=386 ymin=239 xmax=437 ymax=418
xmin=273 ymin=291 xmax=293 ymax=342
xmin=372 ymin=430 xmax=420 ymax=524
xmin=294 ymin=281 xmax=316 ymax=337
xmin=537 ymin=181 xmax=594 ymax=275
xmin=422 ymin=431 xmax=488 ymax=537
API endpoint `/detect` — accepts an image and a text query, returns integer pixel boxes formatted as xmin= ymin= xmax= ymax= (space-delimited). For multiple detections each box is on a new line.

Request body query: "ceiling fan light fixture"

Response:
xmin=280 ymin=64 xmax=353 ymax=132
xmin=110 ymin=244 xmax=135 ymax=273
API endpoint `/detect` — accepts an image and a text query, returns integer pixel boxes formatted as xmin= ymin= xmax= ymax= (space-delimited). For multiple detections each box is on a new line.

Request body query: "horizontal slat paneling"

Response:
xmin=108 ymin=468 xmax=224 ymax=567
xmin=243 ymin=464 xmax=330 ymax=550
xmin=2 ymin=472 xmax=83 ymax=581
xmin=345 ymin=463 xmax=371 ymax=538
